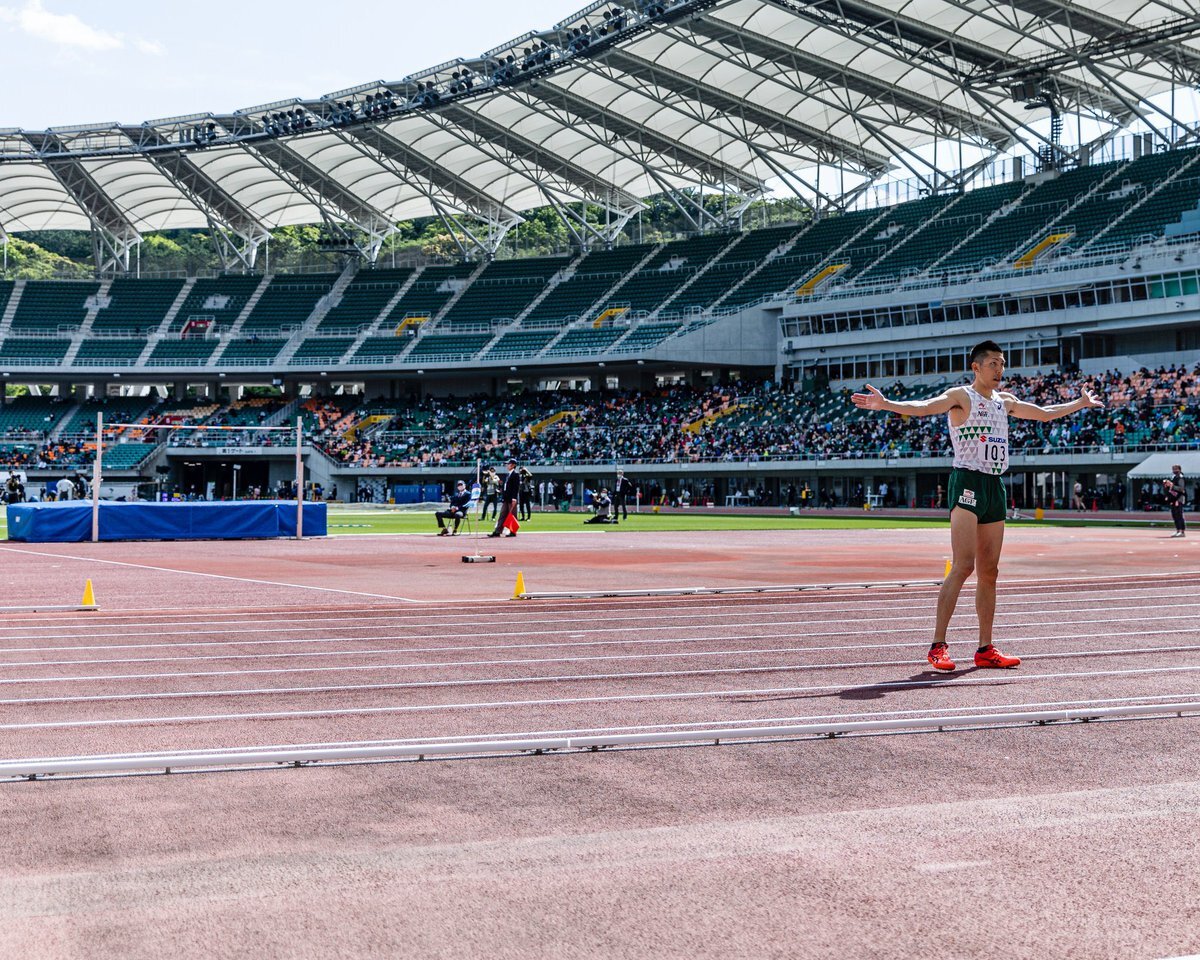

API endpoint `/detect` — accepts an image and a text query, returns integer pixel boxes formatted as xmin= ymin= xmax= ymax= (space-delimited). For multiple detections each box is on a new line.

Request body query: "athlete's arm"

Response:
xmin=1003 ymin=386 xmax=1104 ymax=422
xmin=851 ymin=384 xmax=966 ymax=418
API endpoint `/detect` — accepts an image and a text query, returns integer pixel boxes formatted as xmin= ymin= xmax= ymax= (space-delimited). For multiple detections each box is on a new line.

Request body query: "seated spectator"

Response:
xmin=435 ymin=480 xmax=473 ymax=536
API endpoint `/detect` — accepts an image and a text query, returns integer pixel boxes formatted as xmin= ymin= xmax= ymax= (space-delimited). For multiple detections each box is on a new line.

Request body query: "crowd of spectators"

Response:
xmin=2 ymin=363 xmax=1199 ymax=471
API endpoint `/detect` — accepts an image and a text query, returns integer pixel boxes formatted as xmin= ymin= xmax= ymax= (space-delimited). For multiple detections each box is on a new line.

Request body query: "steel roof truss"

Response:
xmin=436 ymin=104 xmax=644 ymax=243
xmin=525 ymin=80 xmax=764 ymax=193
xmin=340 ymin=125 xmax=521 ymax=256
xmin=686 ymin=14 xmax=1011 ymax=146
xmin=238 ymin=137 xmax=397 ymax=261
xmin=22 ymin=132 xmax=141 ymax=276
xmin=598 ymin=46 xmax=890 ymax=173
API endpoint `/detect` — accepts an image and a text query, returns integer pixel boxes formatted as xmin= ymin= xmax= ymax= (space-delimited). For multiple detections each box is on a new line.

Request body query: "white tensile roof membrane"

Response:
xmin=0 ymin=0 xmax=1196 ymax=243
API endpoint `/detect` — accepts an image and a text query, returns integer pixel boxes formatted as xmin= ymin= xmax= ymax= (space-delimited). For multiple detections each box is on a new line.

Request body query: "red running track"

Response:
xmin=2 ymin=527 xmax=1200 ymax=959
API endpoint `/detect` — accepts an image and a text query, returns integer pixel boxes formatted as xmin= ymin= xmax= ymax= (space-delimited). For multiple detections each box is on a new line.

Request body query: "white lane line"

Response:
xmin=30 ymin=693 xmax=1200 ymax=753
xmin=1 ymin=606 xmax=1193 ymax=657
xmin=0 ymin=545 xmax=423 ymax=603
xmin=0 ymin=612 xmax=1185 ymax=662
xmin=3 ymin=667 xmax=1198 ymax=730
xmin=2 ymin=584 xmax=1192 ymax=635
xmin=1 ymin=660 xmax=1197 ymax=708
xmin=4 ymin=641 xmax=1199 ymax=687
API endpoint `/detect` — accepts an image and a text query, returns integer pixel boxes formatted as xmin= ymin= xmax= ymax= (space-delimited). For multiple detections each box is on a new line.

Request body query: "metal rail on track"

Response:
xmin=4 ymin=701 xmax=1198 ymax=780
xmin=515 ymin=579 xmax=943 ymax=600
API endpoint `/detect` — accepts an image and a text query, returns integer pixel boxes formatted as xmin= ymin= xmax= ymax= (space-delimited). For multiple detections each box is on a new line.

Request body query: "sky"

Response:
xmin=0 ymin=0 xmax=579 ymax=129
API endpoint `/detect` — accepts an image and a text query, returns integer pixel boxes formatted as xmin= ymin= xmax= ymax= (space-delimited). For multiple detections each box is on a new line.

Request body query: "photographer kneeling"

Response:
xmin=584 ymin=487 xmax=618 ymax=524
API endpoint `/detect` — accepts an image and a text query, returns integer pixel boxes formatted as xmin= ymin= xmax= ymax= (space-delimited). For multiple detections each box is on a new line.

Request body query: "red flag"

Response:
xmin=503 ymin=512 xmax=520 ymax=534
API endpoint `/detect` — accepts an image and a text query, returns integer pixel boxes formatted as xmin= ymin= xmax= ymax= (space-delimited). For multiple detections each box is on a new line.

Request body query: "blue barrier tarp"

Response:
xmin=6 ymin=500 xmax=327 ymax=543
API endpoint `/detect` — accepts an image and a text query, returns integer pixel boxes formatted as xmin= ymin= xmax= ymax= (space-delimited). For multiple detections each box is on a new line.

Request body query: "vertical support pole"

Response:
xmin=295 ymin=416 xmax=304 ymax=540
xmin=91 ymin=413 xmax=103 ymax=543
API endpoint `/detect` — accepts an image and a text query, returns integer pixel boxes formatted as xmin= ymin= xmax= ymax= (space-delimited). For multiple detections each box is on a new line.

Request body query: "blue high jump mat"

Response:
xmin=6 ymin=500 xmax=327 ymax=543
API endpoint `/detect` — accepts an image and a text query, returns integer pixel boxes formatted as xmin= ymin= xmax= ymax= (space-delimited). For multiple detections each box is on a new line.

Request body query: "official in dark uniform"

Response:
xmin=613 ymin=469 xmax=635 ymax=522
xmin=435 ymin=480 xmax=472 ymax=536
xmin=488 ymin=458 xmax=521 ymax=538
xmin=1165 ymin=477 xmax=1186 ymax=538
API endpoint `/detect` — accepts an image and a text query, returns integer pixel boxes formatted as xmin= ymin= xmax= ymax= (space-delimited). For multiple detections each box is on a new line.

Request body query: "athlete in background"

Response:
xmin=852 ymin=340 xmax=1103 ymax=672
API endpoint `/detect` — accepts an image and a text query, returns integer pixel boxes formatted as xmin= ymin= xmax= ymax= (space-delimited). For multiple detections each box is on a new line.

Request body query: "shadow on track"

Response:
xmin=731 ymin=665 xmax=1009 ymax=705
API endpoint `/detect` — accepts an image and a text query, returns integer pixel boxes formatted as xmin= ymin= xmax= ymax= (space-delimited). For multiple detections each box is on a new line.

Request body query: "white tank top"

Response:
xmin=949 ymin=386 xmax=1009 ymax=475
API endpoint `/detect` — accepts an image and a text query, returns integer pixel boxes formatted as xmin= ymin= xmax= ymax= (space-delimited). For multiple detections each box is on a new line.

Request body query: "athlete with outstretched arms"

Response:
xmin=852 ymin=340 xmax=1104 ymax=671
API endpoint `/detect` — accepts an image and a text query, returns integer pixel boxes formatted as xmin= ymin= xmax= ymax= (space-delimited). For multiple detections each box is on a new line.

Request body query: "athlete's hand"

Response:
xmin=851 ymin=384 xmax=889 ymax=411
xmin=1080 ymin=386 xmax=1104 ymax=409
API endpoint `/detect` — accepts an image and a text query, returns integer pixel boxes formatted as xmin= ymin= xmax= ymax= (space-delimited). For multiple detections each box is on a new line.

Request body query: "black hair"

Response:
xmin=969 ymin=340 xmax=1004 ymax=367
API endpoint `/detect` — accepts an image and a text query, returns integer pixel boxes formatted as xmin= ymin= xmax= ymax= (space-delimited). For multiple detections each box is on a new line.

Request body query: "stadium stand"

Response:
xmin=437 ymin=257 xmax=571 ymax=329
xmin=315 ymin=268 xmax=414 ymax=333
xmin=93 ymin=279 xmax=185 ymax=334
xmin=10 ymin=281 xmax=98 ymax=333
xmin=240 ymin=275 xmax=337 ymax=334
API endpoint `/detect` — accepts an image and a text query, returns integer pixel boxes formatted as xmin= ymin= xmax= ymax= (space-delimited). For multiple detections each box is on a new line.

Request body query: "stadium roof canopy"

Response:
xmin=0 ymin=0 xmax=1198 ymax=272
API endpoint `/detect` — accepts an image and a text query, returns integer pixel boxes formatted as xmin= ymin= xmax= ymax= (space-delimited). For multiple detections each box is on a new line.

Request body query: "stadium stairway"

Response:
xmin=999 ymin=159 xmax=1133 ymax=267
xmin=646 ymin=232 xmax=743 ymax=321
xmin=707 ymin=225 xmax=809 ymax=310
xmin=135 ymin=278 xmax=198 ymax=366
xmin=572 ymin=243 xmax=663 ymax=326
xmin=1084 ymin=147 xmax=1200 ymax=252
xmin=0 ymin=279 xmax=25 ymax=341
xmin=341 ymin=268 xmax=425 ymax=364
xmin=925 ymin=180 xmax=1040 ymax=275
xmin=785 ymin=206 xmax=897 ymax=297
xmin=60 ymin=281 xmax=113 ymax=368
xmin=512 ymin=254 xmax=585 ymax=324
xmin=428 ymin=261 xmax=489 ymax=327
xmin=276 ymin=263 xmax=358 ymax=366
xmin=205 ymin=275 xmax=273 ymax=365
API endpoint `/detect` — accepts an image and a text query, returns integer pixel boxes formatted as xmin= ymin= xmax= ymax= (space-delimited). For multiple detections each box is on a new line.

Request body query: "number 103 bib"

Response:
xmin=950 ymin=386 xmax=1009 ymax=476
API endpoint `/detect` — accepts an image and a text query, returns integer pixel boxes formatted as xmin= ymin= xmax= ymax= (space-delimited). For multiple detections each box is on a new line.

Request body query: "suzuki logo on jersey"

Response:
xmin=978 ymin=435 xmax=1007 ymax=444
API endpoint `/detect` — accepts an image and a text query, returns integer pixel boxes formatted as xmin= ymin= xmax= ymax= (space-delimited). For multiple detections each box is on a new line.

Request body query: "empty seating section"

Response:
xmin=404 ymin=333 xmax=494 ymax=363
xmin=0 ymin=396 xmax=70 ymax=437
xmin=596 ymin=235 xmax=732 ymax=314
xmin=725 ymin=210 xmax=878 ymax=306
xmin=545 ymin=327 xmax=625 ymax=356
xmin=93 ymin=279 xmax=184 ymax=334
xmin=291 ymin=337 xmax=354 ymax=364
xmin=0 ymin=338 xmax=70 ymax=365
xmin=101 ymin=442 xmax=157 ymax=469
xmin=145 ymin=339 xmax=217 ymax=366
xmin=317 ymin=269 xmax=413 ymax=333
xmin=482 ymin=329 xmax=558 ymax=359
xmin=939 ymin=163 xmax=1121 ymax=272
xmin=381 ymin=264 xmax=477 ymax=328
xmin=11 ymin=281 xmax=98 ymax=333
xmin=73 ymin=340 xmax=145 ymax=366
xmin=611 ymin=323 xmax=680 ymax=353
xmin=860 ymin=182 xmax=1024 ymax=282
xmin=522 ymin=245 xmax=654 ymax=327
xmin=350 ymin=336 xmax=412 ymax=364
xmin=835 ymin=195 xmax=955 ymax=281
xmin=1109 ymin=175 xmax=1200 ymax=245
xmin=174 ymin=277 xmax=261 ymax=334
xmin=669 ymin=226 xmax=803 ymax=312
xmin=437 ymin=257 xmax=569 ymax=330
xmin=0 ymin=282 xmax=13 ymax=321
xmin=241 ymin=275 xmax=337 ymax=334
xmin=218 ymin=339 xmax=286 ymax=366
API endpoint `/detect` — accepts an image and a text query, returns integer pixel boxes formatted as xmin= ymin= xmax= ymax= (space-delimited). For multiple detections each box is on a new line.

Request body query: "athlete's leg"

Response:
xmin=973 ymin=520 xmax=1005 ymax=648
xmin=932 ymin=506 xmax=977 ymax=643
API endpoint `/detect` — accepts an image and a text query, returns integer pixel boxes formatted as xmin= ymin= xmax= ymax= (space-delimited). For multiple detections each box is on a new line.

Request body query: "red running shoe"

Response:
xmin=927 ymin=643 xmax=955 ymax=672
xmin=974 ymin=645 xmax=1020 ymax=669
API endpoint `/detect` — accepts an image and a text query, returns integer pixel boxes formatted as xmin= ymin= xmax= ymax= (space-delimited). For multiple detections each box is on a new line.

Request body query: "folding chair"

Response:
xmin=456 ymin=482 xmax=483 ymax=536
